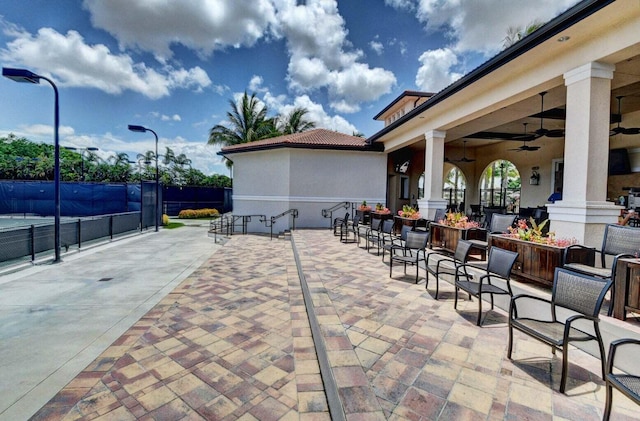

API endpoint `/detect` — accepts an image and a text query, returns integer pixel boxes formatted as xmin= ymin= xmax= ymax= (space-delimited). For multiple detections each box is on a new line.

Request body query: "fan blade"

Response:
xmin=510 ymin=133 xmax=539 ymax=141
xmin=621 ymin=127 xmax=640 ymax=135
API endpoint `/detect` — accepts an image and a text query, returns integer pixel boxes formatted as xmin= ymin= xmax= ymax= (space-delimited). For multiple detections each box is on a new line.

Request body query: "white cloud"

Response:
xmin=249 ymin=75 xmax=267 ymax=93
xmin=369 ymin=40 xmax=384 ymax=55
xmin=408 ymin=0 xmax=580 ymax=92
xmin=161 ymin=114 xmax=181 ymax=122
xmin=82 ymin=0 xmax=278 ymax=61
xmin=263 ymin=93 xmax=358 ymax=135
xmin=415 ymin=48 xmax=462 ymax=92
xmin=0 ymin=26 xmax=212 ymax=99
xmin=22 ymin=124 xmax=76 ymax=137
xmin=276 ymin=0 xmax=396 ymax=113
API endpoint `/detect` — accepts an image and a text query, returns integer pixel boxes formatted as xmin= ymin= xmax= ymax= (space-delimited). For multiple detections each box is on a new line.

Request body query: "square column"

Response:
xmin=417 ymin=130 xmax=448 ymax=219
xmin=548 ymin=62 xmax=621 ymax=246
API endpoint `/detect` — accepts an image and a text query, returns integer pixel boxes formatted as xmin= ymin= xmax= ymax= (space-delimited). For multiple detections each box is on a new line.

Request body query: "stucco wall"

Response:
xmin=230 ymin=148 xmax=386 ymax=233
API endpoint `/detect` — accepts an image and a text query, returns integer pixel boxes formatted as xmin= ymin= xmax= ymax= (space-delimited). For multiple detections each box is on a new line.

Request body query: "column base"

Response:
xmin=417 ymin=199 xmax=449 ymax=221
xmin=547 ymin=201 xmax=622 ymax=246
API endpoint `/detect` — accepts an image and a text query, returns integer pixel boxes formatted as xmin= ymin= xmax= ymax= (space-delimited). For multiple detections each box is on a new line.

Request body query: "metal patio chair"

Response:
xmin=389 ymin=230 xmax=430 ymax=284
xmin=507 ymin=268 xmax=612 ymax=393
xmin=426 ymin=239 xmax=473 ymax=299
xmin=603 ymin=338 xmax=640 ymax=421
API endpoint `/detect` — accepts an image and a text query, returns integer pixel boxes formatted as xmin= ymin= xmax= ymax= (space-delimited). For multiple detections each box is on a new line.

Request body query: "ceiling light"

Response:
xmin=557 ymin=36 xmax=570 ymax=42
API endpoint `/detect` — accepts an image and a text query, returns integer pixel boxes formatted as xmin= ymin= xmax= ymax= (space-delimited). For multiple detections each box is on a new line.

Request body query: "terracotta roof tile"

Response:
xmin=219 ymin=129 xmax=378 ymax=154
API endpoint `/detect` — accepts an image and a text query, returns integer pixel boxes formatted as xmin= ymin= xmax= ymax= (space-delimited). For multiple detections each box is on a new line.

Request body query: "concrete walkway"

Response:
xmin=2 ymin=227 xmax=640 ymax=420
xmin=0 ymin=222 xmax=220 ymax=420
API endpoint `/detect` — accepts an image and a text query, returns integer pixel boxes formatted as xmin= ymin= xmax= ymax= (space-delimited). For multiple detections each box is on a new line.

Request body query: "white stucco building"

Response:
xmin=219 ymin=129 xmax=386 ymax=233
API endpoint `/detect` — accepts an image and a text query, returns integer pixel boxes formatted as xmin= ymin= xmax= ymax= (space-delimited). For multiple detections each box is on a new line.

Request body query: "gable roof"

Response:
xmin=218 ymin=128 xmax=384 ymax=155
xmin=372 ymin=90 xmax=433 ymax=121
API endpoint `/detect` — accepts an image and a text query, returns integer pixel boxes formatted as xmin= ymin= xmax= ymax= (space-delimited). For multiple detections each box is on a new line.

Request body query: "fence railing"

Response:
xmin=0 ymin=211 xmax=142 ymax=266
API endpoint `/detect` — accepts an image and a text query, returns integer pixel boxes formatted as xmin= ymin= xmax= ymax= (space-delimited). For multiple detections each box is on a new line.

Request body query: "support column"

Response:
xmin=548 ymin=62 xmax=621 ymax=246
xmin=417 ymin=130 xmax=448 ymax=220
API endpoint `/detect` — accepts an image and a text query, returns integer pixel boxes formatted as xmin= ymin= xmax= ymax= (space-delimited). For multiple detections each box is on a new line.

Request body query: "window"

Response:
xmin=400 ymin=176 xmax=410 ymax=199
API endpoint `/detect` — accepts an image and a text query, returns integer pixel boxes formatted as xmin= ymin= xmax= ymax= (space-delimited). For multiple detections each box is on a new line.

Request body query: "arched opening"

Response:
xmin=443 ymin=166 xmax=467 ymax=212
xmin=479 ymin=160 xmax=521 ymax=213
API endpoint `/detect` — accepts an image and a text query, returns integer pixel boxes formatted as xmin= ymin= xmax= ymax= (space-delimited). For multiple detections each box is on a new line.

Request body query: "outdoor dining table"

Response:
xmin=613 ymin=257 xmax=640 ymax=320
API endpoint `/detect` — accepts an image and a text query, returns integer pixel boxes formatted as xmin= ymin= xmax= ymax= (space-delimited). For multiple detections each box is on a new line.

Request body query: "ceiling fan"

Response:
xmin=450 ymin=140 xmax=476 ymax=163
xmin=610 ymin=96 xmax=640 ymax=136
xmin=535 ymin=92 xmax=565 ymax=138
xmin=509 ymin=123 xmax=541 ymax=151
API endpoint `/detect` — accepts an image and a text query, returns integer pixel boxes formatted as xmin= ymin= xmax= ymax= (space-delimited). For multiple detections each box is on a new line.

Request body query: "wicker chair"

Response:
xmin=389 ymin=230 xmax=429 ymax=284
xmin=339 ymin=213 xmax=360 ymax=243
xmin=507 ymin=268 xmax=612 ymax=393
xmin=360 ymin=217 xmax=382 ymax=253
xmin=563 ymin=224 xmax=640 ymax=316
xmin=333 ymin=212 xmax=349 ymax=236
xmin=426 ymin=239 xmax=473 ymax=299
xmin=465 ymin=213 xmax=516 ymax=254
xmin=603 ymin=338 xmax=640 ymax=421
xmin=454 ymin=246 xmax=519 ymax=326
xmin=381 ymin=223 xmax=411 ymax=262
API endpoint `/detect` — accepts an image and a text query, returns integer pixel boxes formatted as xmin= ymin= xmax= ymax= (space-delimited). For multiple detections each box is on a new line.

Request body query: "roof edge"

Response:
xmin=366 ymin=0 xmax=614 ymax=144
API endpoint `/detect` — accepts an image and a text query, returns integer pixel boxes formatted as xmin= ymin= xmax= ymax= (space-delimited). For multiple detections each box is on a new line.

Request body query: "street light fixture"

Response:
xmin=128 ymin=124 xmax=159 ymax=232
xmin=64 ymin=146 xmax=98 ymax=181
xmin=3 ymin=67 xmax=62 ymax=262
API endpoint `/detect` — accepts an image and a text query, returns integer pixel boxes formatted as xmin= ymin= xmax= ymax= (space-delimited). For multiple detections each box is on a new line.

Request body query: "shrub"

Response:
xmin=178 ymin=208 xmax=219 ymax=219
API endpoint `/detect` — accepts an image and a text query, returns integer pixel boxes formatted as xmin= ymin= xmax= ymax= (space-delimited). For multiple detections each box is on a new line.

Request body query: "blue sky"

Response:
xmin=0 ymin=0 xmax=579 ymax=176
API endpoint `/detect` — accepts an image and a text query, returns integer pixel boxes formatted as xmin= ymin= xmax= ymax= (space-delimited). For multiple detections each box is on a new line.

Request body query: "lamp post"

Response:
xmin=64 ymin=146 xmax=98 ymax=181
xmin=3 ymin=67 xmax=62 ymax=262
xmin=128 ymin=125 xmax=159 ymax=232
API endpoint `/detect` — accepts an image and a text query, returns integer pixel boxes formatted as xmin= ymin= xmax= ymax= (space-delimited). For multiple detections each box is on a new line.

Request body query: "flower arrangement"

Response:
xmin=374 ymin=202 xmax=390 ymax=214
xmin=506 ymin=218 xmax=577 ymax=247
xmin=398 ymin=205 xmax=421 ymax=219
xmin=438 ymin=212 xmax=480 ymax=229
xmin=358 ymin=200 xmax=372 ymax=211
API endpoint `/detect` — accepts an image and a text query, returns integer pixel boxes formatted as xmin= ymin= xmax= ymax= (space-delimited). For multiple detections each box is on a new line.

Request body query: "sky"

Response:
xmin=0 ymin=0 xmax=580 ymax=176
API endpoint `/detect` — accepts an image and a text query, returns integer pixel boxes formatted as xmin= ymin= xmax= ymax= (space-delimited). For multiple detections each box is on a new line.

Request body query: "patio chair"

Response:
xmin=389 ymin=230 xmax=430 ymax=284
xmin=360 ymin=217 xmax=382 ymax=253
xmin=426 ymin=239 xmax=473 ymax=299
xmin=507 ymin=268 xmax=612 ymax=393
xmin=340 ymin=213 xmax=360 ymax=243
xmin=382 ymin=223 xmax=412 ymax=262
xmin=333 ymin=212 xmax=349 ymax=236
xmin=603 ymin=338 xmax=640 ymax=421
xmin=466 ymin=213 xmax=517 ymax=253
xmin=454 ymin=246 xmax=519 ymax=326
xmin=426 ymin=208 xmax=447 ymax=231
xmin=563 ymin=224 xmax=640 ymax=316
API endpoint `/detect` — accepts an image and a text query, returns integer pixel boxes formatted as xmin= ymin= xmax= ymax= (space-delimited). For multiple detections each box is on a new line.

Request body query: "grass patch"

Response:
xmin=164 ymin=222 xmax=185 ymax=229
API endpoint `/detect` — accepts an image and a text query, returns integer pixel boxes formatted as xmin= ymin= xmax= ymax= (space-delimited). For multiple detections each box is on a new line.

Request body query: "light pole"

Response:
xmin=128 ymin=125 xmax=159 ymax=232
xmin=3 ymin=67 xmax=62 ymax=262
xmin=64 ymin=146 xmax=98 ymax=181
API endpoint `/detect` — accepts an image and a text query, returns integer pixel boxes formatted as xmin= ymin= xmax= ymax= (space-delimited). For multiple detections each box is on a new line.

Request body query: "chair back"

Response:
xmin=399 ymin=225 xmax=412 ymax=241
xmin=601 ymin=224 xmax=640 ymax=257
xmin=454 ymin=239 xmax=473 ymax=263
xmin=370 ymin=217 xmax=382 ymax=231
xmin=552 ymin=268 xmax=612 ymax=317
xmin=381 ymin=219 xmax=394 ymax=234
xmin=405 ymin=231 xmax=429 ymax=250
xmin=487 ymin=247 xmax=519 ymax=279
xmin=351 ymin=214 xmax=360 ymax=228
xmin=489 ymin=214 xmax=516 ymax=233
xmin=433 ymin=208 xmax=446 ymax=223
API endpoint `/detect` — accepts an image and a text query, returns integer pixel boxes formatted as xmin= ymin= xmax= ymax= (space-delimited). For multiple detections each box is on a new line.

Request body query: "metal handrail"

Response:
xmin=268 ymin=209 xmax=298 ymax=239
xmin=321 ymin=201 xmax=351 ymax=229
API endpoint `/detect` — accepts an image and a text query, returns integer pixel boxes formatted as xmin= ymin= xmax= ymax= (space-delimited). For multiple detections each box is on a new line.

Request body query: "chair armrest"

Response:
xmin=607 ymin=338 xmax=640 ymax=375
xmin=563 ymin=245 xmax=598 ymax=266
xmin=509 ymin=293 xmax=553 ymax=320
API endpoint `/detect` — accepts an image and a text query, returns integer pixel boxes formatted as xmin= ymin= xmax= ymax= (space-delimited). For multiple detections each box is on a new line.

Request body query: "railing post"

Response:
xmin=78 ymin=218 xmax=82 ymax=249
xmin=30 ymin=224 xmax=35 ymax=262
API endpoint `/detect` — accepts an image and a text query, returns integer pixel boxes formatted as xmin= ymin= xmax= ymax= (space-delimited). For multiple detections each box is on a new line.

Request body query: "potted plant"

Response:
xmin=438 ymin=212 xmax=480 ymax=229
xmin=398 ymin=205 xmax=421 ymax=220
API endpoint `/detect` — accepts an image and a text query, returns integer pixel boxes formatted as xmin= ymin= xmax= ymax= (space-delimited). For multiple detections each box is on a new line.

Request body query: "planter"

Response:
xmin=429 ymin=223 xmax=486 ymax=259
xmin=613 ymin=258 xmax=640 ymax=320
xmin=489 ymin=235 xmax=594 ymax=288
xmin=371 ymin=211 xmax=392 ymax=221
xmin=356 ymin=209 xmax=371 ymax=225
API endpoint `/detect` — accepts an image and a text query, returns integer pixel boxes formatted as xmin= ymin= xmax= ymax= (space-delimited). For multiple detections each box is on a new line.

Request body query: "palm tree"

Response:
xmin=277 ymin=107 xmax=315 ymax=135
xmin=503 ymin=20 xmax=544 ymax=49
xmin=208 ymin=92 xmax=277 ymax=148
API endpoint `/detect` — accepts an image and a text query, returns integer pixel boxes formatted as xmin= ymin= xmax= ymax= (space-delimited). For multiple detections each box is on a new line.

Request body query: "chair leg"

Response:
xmin=560 ymin=345 xmax=569 ymax=393
xmin=607 ymin=283 xmax=615 ymax=317
xmin=603 ymin=381 xmax=613 ymax=421
xmin=507 ymin=324 xmax=513 ymax=358
xmin=596 ymin=327 xmax=607 ymax=379
xmin=476 ymin=295 xmax=483 ymax=326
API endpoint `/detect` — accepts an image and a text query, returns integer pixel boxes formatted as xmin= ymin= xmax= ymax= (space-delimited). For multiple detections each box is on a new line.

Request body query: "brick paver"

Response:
xmin=31 ymin=230 xmax=640 ymax=420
